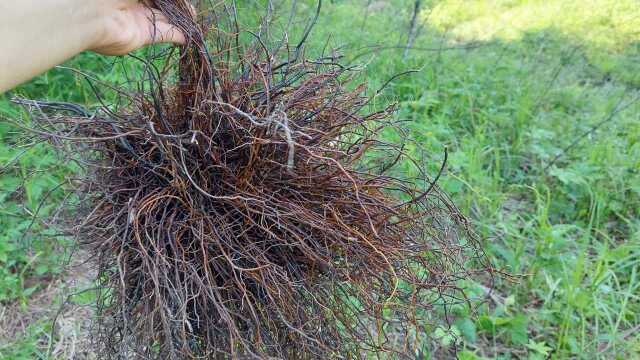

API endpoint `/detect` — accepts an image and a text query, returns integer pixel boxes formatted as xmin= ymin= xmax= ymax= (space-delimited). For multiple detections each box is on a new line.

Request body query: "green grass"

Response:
xmin=1 ymin=0 xmax=640 ymax=358
xmin=428 ymin=0 xmax=640 ymax=49
xmin=0 ymin=54 xmax=132 ymax=358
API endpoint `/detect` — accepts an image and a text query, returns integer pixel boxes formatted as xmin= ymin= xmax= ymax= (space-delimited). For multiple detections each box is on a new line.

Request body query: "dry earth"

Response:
xmin=0 ymin=251 xmax=97 ymax=359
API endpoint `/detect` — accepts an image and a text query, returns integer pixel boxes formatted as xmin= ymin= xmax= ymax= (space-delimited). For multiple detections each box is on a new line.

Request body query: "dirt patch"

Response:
xmin=0 ymin=253 xmax=97 ymax=359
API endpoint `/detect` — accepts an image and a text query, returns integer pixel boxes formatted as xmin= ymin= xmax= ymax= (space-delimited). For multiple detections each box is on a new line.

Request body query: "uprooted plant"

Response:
xmin=17 ymin=0 xmax=491 ymax=358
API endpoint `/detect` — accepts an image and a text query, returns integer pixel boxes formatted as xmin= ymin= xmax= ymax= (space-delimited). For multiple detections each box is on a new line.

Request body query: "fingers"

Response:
xmin=92 ymin=2 xmax=192 ymax=56
xmin=142 ymin=7 xmax=187 ymax=47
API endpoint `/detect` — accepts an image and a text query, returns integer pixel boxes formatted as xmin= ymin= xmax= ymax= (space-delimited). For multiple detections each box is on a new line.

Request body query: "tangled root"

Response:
xmin=21 ymin=1 xmax=490 ymax=358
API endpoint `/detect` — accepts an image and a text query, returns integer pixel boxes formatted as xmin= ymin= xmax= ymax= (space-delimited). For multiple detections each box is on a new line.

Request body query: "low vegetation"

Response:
xmin=1 ymin=0 xmax=638 ymax=358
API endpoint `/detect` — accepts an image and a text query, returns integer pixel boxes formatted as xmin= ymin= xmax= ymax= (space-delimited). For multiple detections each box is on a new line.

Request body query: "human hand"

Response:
xmin=0 ymin=0 xmax=192 ymax=93
xmin=90 ymin=0 xmax=187 ymax=56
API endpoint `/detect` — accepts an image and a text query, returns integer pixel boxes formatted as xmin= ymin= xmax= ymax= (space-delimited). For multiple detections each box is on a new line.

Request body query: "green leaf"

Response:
xmin=25 ymin=176 xmax=52 ymax=208
xmin=510 ymin=314 xmax=529 ymax=345
xmin=457 ymin=350 xmax=481 ymax=360
xmin=455 ymin=318 xmax=477 ymax=343
xmin=504 ymin=295 xmax=516 ymax=307
xmin=526 ymin=340 xmax=552 ymax=356
xmin=477 ymin=315 xmax=496 ymax=333
xmin=493 ymin=316 xmax=512 ymax=326
xmin=35 ymin=264 xmax=49 ymax=276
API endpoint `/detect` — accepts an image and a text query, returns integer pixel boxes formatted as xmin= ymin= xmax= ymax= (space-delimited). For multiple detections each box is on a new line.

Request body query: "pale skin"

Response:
xmin=0 ymin=0 xmax=187 ymax=93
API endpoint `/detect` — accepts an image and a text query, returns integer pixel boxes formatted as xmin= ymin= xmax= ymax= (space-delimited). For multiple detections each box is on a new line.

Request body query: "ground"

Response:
xmin=1 ymin=0 xmax=639 ymax=359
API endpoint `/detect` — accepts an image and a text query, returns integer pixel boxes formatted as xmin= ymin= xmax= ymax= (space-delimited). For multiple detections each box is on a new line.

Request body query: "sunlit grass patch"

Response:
xmin=427 ymin=0 xmax=640 ymax=52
